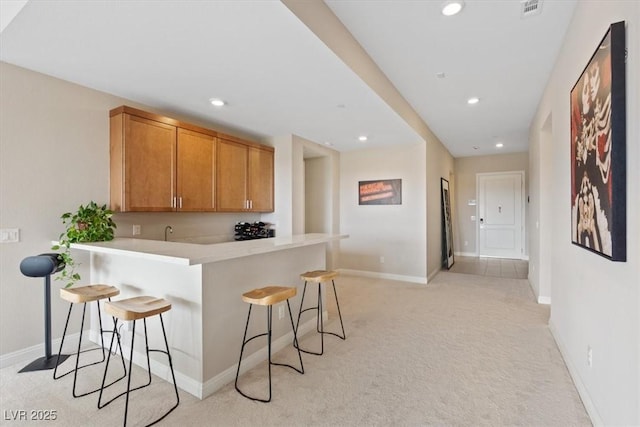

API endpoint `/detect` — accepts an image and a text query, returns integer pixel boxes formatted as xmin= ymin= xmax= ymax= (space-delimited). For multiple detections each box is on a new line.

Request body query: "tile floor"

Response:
xmin=447 ymin=256 xmax=529 ymax=279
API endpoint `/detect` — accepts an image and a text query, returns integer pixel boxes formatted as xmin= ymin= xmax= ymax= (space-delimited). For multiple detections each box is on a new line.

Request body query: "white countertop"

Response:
xmin=70 ymin=233 xmax=347 ymax=266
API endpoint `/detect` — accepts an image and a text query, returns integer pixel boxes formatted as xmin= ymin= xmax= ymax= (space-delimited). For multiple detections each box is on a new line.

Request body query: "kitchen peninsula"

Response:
xmin=73 ymin=233 xmax=346 ymax=399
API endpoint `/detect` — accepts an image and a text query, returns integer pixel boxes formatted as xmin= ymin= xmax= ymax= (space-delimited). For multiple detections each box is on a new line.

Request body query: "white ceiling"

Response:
xmin=0 ymin=0 xmax=576 ymax=157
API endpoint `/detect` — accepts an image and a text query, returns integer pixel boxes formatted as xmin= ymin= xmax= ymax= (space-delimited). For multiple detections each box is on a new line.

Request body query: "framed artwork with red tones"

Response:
xmin=570 ymin=21 xmax=626 ymax=262
xmin=358 ymin=179 xmax=402 ymax=205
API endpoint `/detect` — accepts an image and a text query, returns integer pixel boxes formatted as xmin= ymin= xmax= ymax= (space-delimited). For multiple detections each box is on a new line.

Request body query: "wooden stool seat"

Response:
xmin=242 ymin=286 xmax=296 ymax=306
xmin=60 ymin=284 xmax=119 ymax=304
xmin=300 ymin=270 xmax=338 ymax=283
xmin=104 ymin=296 xmax=171 ymax=321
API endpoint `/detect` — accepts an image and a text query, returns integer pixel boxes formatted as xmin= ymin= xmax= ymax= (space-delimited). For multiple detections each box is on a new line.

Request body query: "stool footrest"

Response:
xmin=98 ymin=312 xmax=179 ymax=426
xmin=235 ymin=299 xmax=303 ymax=402
xmin=53 ymin=298 xmax=127 ymax=399
xmin=294 ymin=279 xmax=346 ymax=356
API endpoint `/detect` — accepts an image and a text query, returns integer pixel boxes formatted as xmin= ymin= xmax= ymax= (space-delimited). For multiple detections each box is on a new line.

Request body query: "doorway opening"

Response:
xmin=303 ymin=147 xmax=331 ymax=234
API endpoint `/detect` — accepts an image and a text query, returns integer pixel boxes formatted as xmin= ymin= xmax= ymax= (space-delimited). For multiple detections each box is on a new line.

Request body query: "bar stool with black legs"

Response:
xmin=98 ymin=296 xmax=179 ymax=426
xmin=54 ymin=284 xmax=127 ymax=397
xmin=295 ymin=270 xmax=346 ymax=355
xmin=235 ymin=286 xmax=304 ymax=402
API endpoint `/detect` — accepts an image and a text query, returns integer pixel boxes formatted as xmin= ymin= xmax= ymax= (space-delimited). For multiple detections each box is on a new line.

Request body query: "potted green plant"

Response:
xmin=51 ymin=201 xmax=117 ymax=287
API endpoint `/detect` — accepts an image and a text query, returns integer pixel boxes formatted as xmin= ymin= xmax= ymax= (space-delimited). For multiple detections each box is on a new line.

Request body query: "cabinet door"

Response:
xmin=124 ymin=114 xmax=176 ymax=211
xmin=216 ymin=138 xmax=248 ymax=211
xmin=248 ymin=147 xmax=274 ymax=212
xmin=177 ymin=129 xmax=216 ymax=211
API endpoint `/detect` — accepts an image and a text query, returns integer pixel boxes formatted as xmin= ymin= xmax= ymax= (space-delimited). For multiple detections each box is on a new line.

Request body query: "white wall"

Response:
xmin=529 ymin=2 xmax=639 ymax=424
xmin=263 ymin=135 xmax=295 ymax=236
xmin=339 ymin=143 xmax=427 ymax=282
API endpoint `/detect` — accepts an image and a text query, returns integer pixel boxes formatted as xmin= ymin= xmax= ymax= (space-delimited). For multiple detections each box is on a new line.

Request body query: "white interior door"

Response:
xmin=478 ymin=172 xmax=524 ymax=258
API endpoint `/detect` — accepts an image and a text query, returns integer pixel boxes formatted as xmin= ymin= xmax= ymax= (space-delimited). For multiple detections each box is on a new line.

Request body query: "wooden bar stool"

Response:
xmin=295 ymin=270 xmax=346 ymax=355
xmin=98 ymin=296 xmax=179 ymax=426
xmin=54 ymin=284 xmax=127 ymax=397
xmin=235 ymin=286 xmax=304 ymax=402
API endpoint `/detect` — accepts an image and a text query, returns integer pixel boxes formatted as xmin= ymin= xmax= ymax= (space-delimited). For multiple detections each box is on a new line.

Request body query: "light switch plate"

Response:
xmin=0 ymin=228 xmax=20 ymax=243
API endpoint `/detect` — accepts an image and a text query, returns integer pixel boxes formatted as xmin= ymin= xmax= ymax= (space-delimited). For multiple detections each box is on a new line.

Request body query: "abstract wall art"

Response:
xmin=570 ymin=21 xmax=626 ymax=262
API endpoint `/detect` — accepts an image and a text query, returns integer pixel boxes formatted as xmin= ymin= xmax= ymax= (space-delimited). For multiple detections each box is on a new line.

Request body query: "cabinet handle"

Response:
xmin=249 ymin=200 xmax=253 ymax=210
xmin=172 ymin=196 xmax=176 ymax=209
xmin=179 ymin=197 xmax=183 ymax=209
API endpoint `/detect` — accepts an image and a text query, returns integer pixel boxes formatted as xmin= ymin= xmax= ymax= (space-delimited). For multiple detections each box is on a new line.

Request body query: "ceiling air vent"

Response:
xmin=520 ymin=0 xmax=542 ymax=18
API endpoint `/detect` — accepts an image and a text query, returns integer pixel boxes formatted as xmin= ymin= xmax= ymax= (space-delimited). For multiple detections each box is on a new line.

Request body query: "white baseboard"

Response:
xmin=455 ymin=251 xmax=530 ymax=261
xmin=338 ymin=269 xmax=427 ymax=285
xmin=537 ymin=296 xmax=551 ymax=305
xmin=548 ymin=320 xmax=601 ymax=426
xmin=455 ymin=251 xmax=477 ymax=257
xmin=0 ymin=332 xmax=88 ymax=370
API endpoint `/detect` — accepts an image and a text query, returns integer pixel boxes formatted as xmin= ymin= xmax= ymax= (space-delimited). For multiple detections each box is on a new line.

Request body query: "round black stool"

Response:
xmin=18 ymin=253 xmax=69 ymax=372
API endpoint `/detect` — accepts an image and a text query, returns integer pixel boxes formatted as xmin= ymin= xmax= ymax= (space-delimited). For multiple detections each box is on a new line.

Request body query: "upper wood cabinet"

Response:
xmin=110 ymin=106 xmax=217 ymax=212
xmin=110 ymin=106 xmax=273 ymax=213
xmin=247 ymin=146 xmax=274 ymax=212
xmin=177 ymin=128 xmax=216 ymax=212
xmin=217 ymin=137 xmax=274 ymax=212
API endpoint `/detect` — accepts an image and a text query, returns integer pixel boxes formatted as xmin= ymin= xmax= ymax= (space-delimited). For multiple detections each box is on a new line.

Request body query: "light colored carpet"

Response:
xmin=0 ymin=272 xmax=590 ymax=426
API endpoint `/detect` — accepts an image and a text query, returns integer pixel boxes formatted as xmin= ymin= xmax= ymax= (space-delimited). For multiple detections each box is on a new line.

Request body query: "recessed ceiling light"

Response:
xmin=467 ymin=97 xmax=480 ymax=105
xmin=436 ymin=72 xmax=446 ymax=79
xmin=209 ymin=98 xmax=225 ymax=107
xmin=442 ymin=1 xmax=464 ymax=16
xmin=496 ymin=143 xmax=504 ymax=148
xmin=358 ymin=136 xmax=368 ymax=142
xmin=473 ymin=146 xmax=479 ymax=150
xmin=324 ymin=142 xmax=334 ymax=147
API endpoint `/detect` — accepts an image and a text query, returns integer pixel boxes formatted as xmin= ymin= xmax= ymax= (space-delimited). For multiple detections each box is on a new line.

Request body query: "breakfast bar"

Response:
xmin=71 ymin=233 xmax=346 ymax=399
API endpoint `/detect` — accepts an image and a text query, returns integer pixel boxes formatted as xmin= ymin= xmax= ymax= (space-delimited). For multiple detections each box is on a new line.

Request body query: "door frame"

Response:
xmin=475 ymin=170 xmax=526 ymax=259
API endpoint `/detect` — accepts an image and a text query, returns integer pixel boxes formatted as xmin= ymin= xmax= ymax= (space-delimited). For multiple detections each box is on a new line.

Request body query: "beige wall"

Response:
xmin=426 ymin=138 xmax=455 ymax=280
xmin=0 ymin=63 xmax=259 ymax=358
xmin=528 ymin=115 xmax=553 ymax=302
xmin=305 ymin=156 xmax=330 ymax=233
xmin=453 ymin=152 xmax=529 ymax=257
xmin=529 ymin=1 xmax=639 ymax=424
xmin=339 ymin=143 xmax=427 ymax=281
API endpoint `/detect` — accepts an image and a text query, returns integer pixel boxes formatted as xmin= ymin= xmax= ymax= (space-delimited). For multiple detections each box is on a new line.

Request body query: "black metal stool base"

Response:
xmin=294 ymin=280 xmax=346 ymax=356
xmin=19 ymin=354 xmax=70 ymax=373
xmin=235 ymin=301 xmax=304 ymax=402
xmin=98 ymin=314 xmax=179 ymax=427
xmin=53 ymin=299 xmax=127 ymax=398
